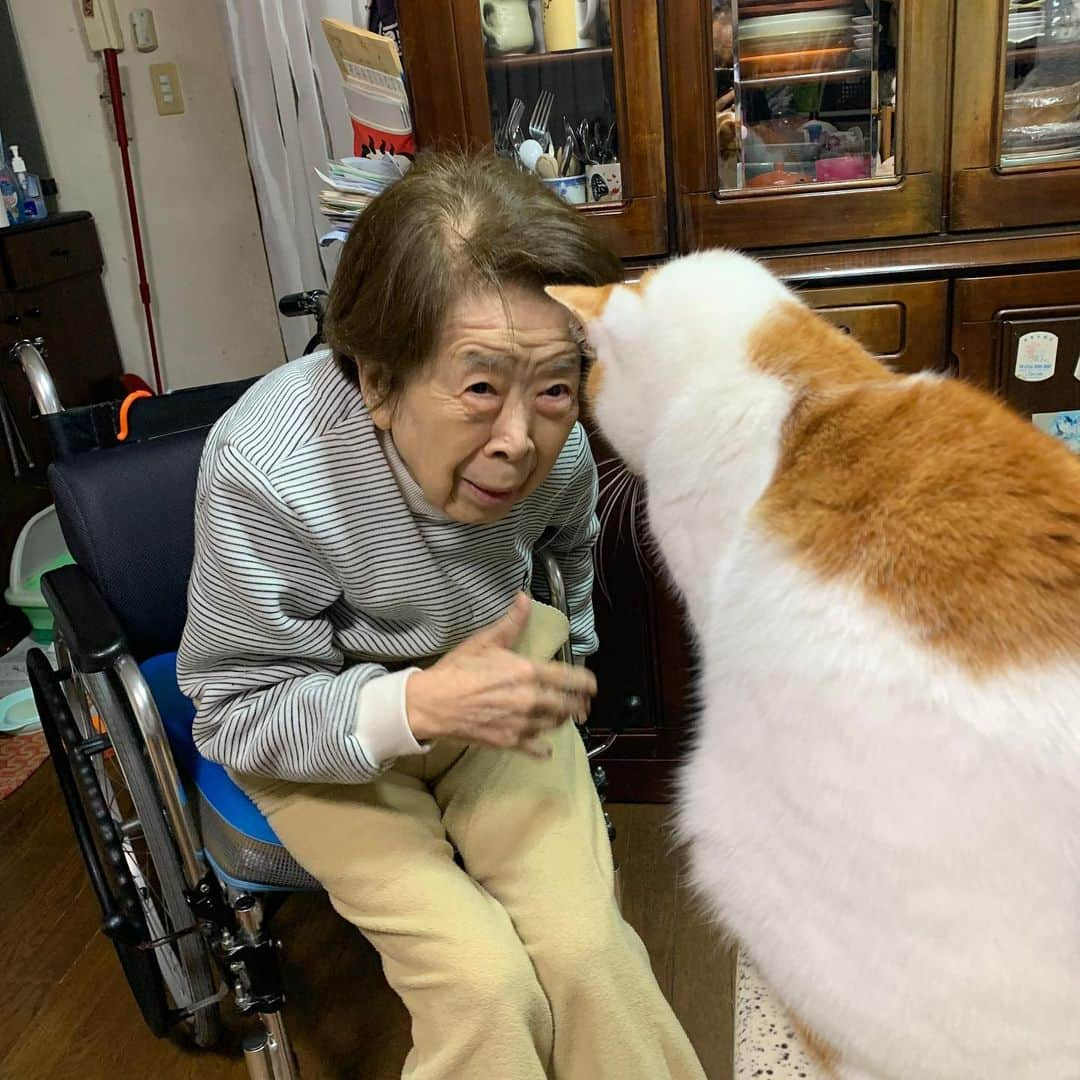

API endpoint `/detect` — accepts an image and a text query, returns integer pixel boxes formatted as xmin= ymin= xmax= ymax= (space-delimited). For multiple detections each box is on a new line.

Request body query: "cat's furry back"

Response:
xmin=548 ymin=253 xmax=1080 ymax=1080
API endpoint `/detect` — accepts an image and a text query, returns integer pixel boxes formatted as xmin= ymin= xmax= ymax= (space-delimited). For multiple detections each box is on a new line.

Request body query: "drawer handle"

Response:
xmin=49 ymin=247 xmax=72 ymax=257
xmin=4 ymin=313 xmax=21 ymax=326
xmin=23 ymin=306 xmax=42 ymax=319
xmin=836 ymin=323 xmax=851 ymax=335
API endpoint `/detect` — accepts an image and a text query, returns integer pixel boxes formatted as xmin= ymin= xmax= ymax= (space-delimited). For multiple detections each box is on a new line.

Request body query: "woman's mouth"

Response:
xmin=464 ymin=479 xmax=519 ymax=505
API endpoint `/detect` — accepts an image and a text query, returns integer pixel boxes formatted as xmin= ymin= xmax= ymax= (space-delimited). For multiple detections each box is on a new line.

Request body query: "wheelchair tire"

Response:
xmin=33 ymin=648 xmax=221 ymax=1048
xmin=30 ymin=648 xmax=172 ymax=1038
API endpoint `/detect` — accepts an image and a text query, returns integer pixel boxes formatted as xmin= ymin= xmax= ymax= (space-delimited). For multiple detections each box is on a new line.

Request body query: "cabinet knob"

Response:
xmin=4 ymin=313 xmax=22 ymax=326
xmin=49 ymin=247 xmax=72 ymax=258
xmin=622 ymin=694 xmax=644 ymax=727
xmin=23 ymin=306 xmax=42 ymax=319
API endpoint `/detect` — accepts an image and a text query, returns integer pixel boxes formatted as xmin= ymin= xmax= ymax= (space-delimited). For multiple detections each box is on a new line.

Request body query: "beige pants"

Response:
xmin=238 ymin=712 xmax=706 ymax=1079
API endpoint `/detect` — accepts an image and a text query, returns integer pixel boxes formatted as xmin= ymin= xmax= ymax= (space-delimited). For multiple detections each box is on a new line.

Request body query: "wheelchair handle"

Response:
xmin=11 ymin=338 xmax=63 ymax=415
xmin=536 ymin=550 xmax=619 ymax=761
xmin=277 ymin=290 xmax=327 ymax=320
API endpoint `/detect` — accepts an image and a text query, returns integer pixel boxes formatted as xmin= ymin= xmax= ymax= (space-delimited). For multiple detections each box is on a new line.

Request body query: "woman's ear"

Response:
xmin=358 ymin=369 xmax=394 ymax=431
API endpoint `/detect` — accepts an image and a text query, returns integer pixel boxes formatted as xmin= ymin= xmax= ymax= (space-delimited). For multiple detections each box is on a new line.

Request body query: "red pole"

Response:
xmin=103 ymin=48 xmax=164 ymax=395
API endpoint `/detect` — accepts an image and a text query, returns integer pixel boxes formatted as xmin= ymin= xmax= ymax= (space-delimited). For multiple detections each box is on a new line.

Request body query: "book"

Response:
xmin=321 ymin=17 xmax=417 ymax=156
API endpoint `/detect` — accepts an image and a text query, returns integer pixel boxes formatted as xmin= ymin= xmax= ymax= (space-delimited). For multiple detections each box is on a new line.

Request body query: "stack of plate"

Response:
xmin=1008 ymin=0 xmax=1045 ymax=44
xmin=737 ymin=7 xmax=855 ymax=79
xmin=851 ymin=13 xmax=874 ymax=62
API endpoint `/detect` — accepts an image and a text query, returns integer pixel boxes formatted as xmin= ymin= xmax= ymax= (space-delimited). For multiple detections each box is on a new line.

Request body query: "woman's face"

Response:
xmin=367 ymin=285 xmax=583 ymax=524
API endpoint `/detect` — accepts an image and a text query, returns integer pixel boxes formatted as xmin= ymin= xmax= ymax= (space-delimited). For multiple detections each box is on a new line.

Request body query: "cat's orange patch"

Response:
xmin=753 ymin=304 xmax=1080 ymax=673
xmin=750 ymin=301 xmax=893 ymax=390
xmin=789 ymin=1013 xmax=843 ymax=1076
xmin=545 ymin=283 xmax=615 ymax=323
xmin=547 ymin=275 xmax=655 ymax=410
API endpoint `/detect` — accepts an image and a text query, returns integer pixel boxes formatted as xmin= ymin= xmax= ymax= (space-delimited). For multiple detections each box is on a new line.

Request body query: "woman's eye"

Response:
xmin=467 ymin=382 xmax=496 ymax=396
xmin=542 ymin=384 xmax=572 ymax=399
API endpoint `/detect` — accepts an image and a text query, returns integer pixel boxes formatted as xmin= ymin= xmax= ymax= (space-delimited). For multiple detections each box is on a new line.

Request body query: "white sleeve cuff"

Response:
xmin=354 ymin=668 xmax=428 ymax=767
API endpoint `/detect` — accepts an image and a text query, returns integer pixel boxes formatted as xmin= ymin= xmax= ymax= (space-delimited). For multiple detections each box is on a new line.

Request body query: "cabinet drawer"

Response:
xmin=2 ymin=219 xmax=103 ymax=290
xmin=811 ymin=302 xmax=904 ymax=355
xmin=795 ymin=280 xmax=950 ymax=374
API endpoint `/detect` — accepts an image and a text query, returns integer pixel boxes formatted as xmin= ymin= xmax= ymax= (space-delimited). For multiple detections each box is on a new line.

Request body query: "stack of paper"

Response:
xmin=317 ymin=153 xmax=411 ymax=241
xmin=322 ymin=18 xmax=416 ymax=157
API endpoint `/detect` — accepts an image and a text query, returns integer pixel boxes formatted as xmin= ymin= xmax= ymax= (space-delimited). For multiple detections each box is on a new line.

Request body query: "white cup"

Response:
xmin=481 ymin=0 xmax=535 ymax=54
xmin=543 ymin=173 xmax=587 ymax=204
xmin=542 ymin=0 xmax=599 ymax=51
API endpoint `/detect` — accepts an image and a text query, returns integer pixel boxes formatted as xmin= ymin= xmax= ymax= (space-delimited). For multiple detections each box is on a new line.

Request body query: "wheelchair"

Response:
xmin=12 ymin=316 xmax=620 ymax=1079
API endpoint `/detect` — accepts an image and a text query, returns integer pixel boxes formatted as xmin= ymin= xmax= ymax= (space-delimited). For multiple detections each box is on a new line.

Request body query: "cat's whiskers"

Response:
xmin=596 ymin=467 xmax=634 ymax=603
xmin=596 ymin=469 xmax=639 ymax=603
xmin=629 ymin=479 xmax=650 ymax=577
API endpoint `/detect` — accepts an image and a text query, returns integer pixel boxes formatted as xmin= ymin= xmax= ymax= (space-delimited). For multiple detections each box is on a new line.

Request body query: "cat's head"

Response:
xmin=547 ymin=250 xmax=887 ymax=474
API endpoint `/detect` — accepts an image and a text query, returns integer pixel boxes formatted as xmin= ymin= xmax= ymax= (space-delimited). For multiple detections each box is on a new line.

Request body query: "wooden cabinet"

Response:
xmin=397 ymin=0 xmax=1080 ymax=799
xmin=798 ymin=279 xmax=950 ymax=373
xmin=0 ymin=212 xmax=122 ymax=636
xmin=954 ymin=268 xmax=1080 ymax=403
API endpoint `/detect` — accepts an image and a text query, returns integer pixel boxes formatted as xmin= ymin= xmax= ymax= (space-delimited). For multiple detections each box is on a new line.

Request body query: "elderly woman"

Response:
xmin=178 ymin=152 xmax=705 ymax=1079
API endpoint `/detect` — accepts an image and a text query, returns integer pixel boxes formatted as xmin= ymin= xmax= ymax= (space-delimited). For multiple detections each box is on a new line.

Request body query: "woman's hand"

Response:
xmin=404 ymin=594 xmax=597 ymax=759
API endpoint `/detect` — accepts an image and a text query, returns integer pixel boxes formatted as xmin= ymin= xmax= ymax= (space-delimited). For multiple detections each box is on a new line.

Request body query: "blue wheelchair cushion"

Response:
xmin=140 ymin=652 xmax=283 ymax=847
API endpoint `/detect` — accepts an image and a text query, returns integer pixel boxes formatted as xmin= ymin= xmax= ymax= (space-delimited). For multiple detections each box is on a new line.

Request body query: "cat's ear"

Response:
xmin=545 ymin=284 xmax=618 ymax=326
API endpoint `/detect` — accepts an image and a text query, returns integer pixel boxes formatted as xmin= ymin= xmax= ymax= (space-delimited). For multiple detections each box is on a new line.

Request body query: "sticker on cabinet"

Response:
xmin=1032 ymin=411 xmax=1080 ymax=454
xmin=1015 ymin=331 xmax=1058 ymax=382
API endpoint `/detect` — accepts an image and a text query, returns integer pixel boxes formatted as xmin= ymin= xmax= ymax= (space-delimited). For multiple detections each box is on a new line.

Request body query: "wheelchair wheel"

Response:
xmin=29 ymin=647 xmax=221 ymax=1047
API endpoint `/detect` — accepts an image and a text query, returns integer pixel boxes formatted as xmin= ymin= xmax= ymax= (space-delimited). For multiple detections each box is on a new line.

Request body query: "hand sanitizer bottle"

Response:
xmin=10 ymin=146 xmax=46 ymax=220
xmin=0 ymin=152 xmax=24 ymax=226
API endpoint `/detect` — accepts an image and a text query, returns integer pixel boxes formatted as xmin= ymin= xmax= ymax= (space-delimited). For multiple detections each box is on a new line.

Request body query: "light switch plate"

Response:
xmin=149 ymin=62 xmax=184 ymax=116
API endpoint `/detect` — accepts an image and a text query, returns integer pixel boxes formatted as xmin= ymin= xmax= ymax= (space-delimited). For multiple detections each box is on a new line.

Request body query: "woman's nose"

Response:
xmin=488 ymin=401 xmax=533 ymax=461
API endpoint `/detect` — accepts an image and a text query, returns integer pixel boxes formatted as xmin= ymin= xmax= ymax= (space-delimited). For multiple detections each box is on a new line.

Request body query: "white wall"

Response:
xmin=8 ymin=0 xmax=285 ymax=390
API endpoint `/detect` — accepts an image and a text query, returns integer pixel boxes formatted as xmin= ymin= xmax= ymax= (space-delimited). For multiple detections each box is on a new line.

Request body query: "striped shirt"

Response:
xmin=177 ymin=351 xmax=599 ymax=784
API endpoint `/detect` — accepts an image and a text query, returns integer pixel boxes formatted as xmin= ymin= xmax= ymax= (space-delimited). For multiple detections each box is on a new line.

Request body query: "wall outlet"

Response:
xmin=149 ymin=62 xmax=184 ymax=116
xmin=130 ymin=9 xmax=158 ymax=52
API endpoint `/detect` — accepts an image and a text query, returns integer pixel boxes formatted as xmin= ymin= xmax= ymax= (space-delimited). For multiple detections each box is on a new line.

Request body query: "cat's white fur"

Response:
xmin=582 ymin=251 xmax=1080 ymax=1079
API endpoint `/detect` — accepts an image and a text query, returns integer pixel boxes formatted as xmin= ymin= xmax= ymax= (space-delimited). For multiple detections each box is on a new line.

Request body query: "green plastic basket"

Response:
xmin=5 ymin=507 xmax=76 ymax=644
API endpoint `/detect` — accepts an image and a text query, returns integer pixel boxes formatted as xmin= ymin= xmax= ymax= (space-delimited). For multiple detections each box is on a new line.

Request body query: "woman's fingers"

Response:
xmin=533 ymin=659 xmax=597 ymax=697
xmin=518 ymin=735 xmax=553 ymax=760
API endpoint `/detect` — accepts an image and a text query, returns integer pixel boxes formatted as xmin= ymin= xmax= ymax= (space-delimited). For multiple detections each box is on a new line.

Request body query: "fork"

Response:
xmin=506 ymin=97 xmax=526 ymax=152
xmin=528 ymin=90 xmax=554 ymax=152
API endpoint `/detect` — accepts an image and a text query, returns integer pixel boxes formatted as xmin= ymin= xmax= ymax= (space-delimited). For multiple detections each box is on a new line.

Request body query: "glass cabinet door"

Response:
xmin=951 ymin=0 xmax=1080 ymax=231
xmin=399 ymin=0 xmax=669 ymax=258
xmin=713 ymin=1 xmax=899 ymax=193
xmin=483 ymin=4 xmax=621 ymax=207
xmin=1000 ymin=0 xmax=1080 ymax=170
xmin=667 ymin=0 xmax=949 ymax=250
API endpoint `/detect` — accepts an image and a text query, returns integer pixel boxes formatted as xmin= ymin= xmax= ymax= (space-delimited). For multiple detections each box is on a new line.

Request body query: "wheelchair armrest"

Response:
xmin=41 ymin=564 xmax=127 ymax=674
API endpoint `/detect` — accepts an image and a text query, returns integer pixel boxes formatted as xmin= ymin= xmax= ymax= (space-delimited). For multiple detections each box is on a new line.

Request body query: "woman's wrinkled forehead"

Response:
xmin=436 ymin=285 xmax=580 ymax=360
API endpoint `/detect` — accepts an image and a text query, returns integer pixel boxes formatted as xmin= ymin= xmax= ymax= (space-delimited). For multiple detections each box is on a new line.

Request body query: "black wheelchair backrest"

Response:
xmin=46 ymin=379 xmax=257 ymax=661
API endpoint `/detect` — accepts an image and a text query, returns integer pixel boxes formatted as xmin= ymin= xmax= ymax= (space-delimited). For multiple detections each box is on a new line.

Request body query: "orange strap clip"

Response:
xmin=117 ymin=390 xmax=152 ymax=442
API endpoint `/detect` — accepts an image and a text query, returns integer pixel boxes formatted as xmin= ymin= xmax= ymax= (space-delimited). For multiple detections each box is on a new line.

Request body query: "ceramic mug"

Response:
xmin=481 ymin=0 xmax=535 ymax=54
xmin=542 ymin=173 xmax=587 ymax=204
xmin=585 ymin=161 xmax=621 ymax=202
xmin=542 ymin=0 xmax=599 ymax=51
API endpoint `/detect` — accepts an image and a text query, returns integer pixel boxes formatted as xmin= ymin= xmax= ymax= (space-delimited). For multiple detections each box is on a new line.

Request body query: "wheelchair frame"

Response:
xmin=14 ymin=335 xmax=621 ymax=1078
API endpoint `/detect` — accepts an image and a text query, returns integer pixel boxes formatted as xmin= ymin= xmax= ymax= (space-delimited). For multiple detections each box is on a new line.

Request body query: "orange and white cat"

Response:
xmin=549 ymin=252 xmax=1080 ymax=1080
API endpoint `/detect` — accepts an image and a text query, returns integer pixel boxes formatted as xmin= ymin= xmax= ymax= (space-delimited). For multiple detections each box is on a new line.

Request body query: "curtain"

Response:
xmin=218 ymin=0 xmax=373 ymax=359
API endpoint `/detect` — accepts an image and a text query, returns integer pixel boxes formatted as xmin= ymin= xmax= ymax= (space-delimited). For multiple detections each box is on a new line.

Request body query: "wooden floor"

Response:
xmin=0 ymin=765 xmax=735 ymax=1079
